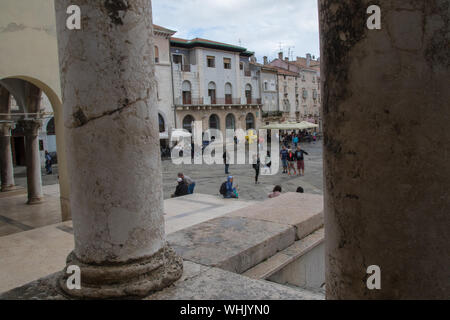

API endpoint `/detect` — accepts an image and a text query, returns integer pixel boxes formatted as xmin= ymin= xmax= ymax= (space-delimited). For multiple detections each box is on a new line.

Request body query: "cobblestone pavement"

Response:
xmin=14 ymin=141 xmax=323 ymax=202
xmin=162 ymin=141 xmax=323 ymax=201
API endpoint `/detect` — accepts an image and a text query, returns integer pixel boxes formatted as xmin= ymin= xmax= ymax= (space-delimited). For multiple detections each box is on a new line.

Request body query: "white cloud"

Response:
xmin=152 ymin=0 xmax=320 ymax=62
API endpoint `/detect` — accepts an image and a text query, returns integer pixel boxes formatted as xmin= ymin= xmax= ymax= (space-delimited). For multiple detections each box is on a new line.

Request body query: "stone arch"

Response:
xmin=245 ymin=112 xmax=255 ymax=130
xmin=0 ymin=75 xmax=70 ymax=220
xmin=225 ymin=113 xmax=236 ymax=130
xmin=209 ymin=114 xmax=220 ymax=130
xmin=182 ymin=114 xmax=195 ymax=133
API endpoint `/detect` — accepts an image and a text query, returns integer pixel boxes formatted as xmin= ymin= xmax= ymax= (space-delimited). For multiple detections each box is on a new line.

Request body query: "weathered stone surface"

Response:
xmin=319 ymin=0 xmax=450 ymax=299
xmin=59 ymin=245 xmax=183 ymax=299
xmin=0 ymin=122 xmax=15 ymax=192
xmin=18 ymin=119 xmax=43 ymax=204
xmin=167 ymin=216 xmax=296 ymax=274
xmin=0 ymin=261 xmax=323 ymax=300
xmin=148 ymin=261 xmax=324 ymax=300
xmin=228 ymin=193 xmax=324 ymax=240
xmin=244 ymin=228 xmax=324 ymax=280
xmin=53 ymin=0 xmax=182 ymax=298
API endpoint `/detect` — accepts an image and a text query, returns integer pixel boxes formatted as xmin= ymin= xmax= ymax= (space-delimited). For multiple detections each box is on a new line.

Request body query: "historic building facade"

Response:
xmin=269 ymin=52 xmax=322 ymax=130
xmin=153 ymin=25 xmax=177 ymax=148
xmin=169 ymin=38 xmax=263 ymax=141
xmin=259 ymin=60 xmax=280 ymax=123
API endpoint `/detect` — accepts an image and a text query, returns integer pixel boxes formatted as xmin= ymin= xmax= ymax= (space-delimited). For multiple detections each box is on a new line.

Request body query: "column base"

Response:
xmin=1 ymin=184 xmax=15 ymax=192
xmin=27 ymin=196 xmax=44 ymax=205
xmin=58 ymin=244 xmax=183 ymax=299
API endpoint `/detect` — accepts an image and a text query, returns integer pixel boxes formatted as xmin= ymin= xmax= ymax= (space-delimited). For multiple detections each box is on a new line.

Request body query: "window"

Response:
xmin=224 ymin=58 xmax=231 ymax=69
xmin=208 ymin=82 xmax=216 ymax=104
xmin=226 ymin=114 xmax=236 ymax=130
xmin=225 ymin=83 xmax=232 ymax=104
xmin=154 ymin=46 xmax=159 ymax=63
xmin=183 ymin=115 xmax=195 ymax=133
xmin=207 ymin=56 xmax=215 ymax=68
xmin=209 ymin=114 xmax=220 ymax=130
xmin=264 ymin=81 xmax=268 ymax=91
xmin=245 ymin=84 xmax=252 ymax=104
xmin=302 ymin=88 xmax=308 ymax=99
xmin=173 ymin=54 xmax=182 ymax=64
xmin=240 ymin=62 xmax=244 ymax=70
xmin=46 ymin=117 xmax=55 ymax=135
xmin=245 ymin=113 xmax=255 ymax=130
xmin=158 ymin=114 xmax=165 ymax=133
xmin=182 ymin=81 xmax=192 ymax=105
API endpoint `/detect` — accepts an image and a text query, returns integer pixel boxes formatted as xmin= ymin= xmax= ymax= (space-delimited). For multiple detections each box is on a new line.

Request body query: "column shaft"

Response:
xmin=19 ymin=120 xmax=43 ymax=204
xmin=54 ymin=0 xmax=182 ymax=298
xmin=319 ymin=0 xmax=450 ymax=299
xmin=0 ymin=123 xmax=15 ymax=191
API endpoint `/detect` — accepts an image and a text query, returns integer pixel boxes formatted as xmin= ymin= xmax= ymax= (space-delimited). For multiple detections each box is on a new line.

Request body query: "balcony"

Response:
xmin=173 ymin=63 xmax=196 ymax=73
xmin=245 ymin=98 xmax=262 ymax=105
xmin=175 ymin=97 xmax=204 ymax=106
xmin=214 ymin=97 xmax=242 ymax=105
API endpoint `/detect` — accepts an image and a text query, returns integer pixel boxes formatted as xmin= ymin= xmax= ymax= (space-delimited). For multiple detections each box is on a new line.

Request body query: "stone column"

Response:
xmin=0 ymin=122 xmax=15 ymax=192
xmin=319 ymin=1 xmax=450 ymax=299
xmin=54 ymin=0 xmax=182 ymax=298
xmin=18 ymin=119 xmax=43 ymax=204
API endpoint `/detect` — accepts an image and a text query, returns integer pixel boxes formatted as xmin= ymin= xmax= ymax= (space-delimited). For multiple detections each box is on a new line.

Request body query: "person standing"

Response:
xmin=293 ymin=134 xmax=299 ymax=148
xmin=45 ymin=150 xmax=53 ymax=174
xmin=178 ymin=173 xmax=196 ymax=194
xmin=223 ymin=151 xmax=230 ymax=174
xmin=252 ymin=155 xmax=261 ymax=184
xmin=280 ymin=146 xmax=289 ymax=174
xmin=287 ymin=149 xmax=297 ymax=176
xmin=295 ymin=146 xmax=309 ymax=176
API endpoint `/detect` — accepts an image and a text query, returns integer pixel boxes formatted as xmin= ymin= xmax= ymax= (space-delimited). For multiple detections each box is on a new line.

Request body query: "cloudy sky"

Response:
xmin=152 ymin=0 xmax=320 ymax=62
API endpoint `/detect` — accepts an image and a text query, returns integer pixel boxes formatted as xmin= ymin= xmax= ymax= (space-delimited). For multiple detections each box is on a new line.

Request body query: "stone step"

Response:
xmin=167 ymin=216 xmax=296 ymax=274
xmin=167 ymin=193 xmax=324 ymax=275
xmin=226 ymin=192 xmax=324 ymax=240
xmin=243 ymin=228 xmax=324 ymax=280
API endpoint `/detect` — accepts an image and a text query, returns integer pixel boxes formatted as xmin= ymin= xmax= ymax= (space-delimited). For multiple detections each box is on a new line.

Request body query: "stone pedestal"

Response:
xmin=54 ymin=0 xmax=183 ymax=298
xmin=18 ymin=119 xmax=43 ymax=204
xmin=319 ymin=1 xmax=450 ymax=299
xmin=0 ymin=122 xmax=15 ymax=192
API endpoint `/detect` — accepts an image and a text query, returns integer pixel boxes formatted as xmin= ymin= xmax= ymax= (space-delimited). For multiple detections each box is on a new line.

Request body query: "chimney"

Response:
xmin=306 ymin=53 xmax=312 ymax=67
xmin=278 ymin=52 xmax=283 ymax=60
xmin=284 ymin=57 xmax=289 ymax=63
xmin=250 ymin=55 xmax=256 ymax=63
xmin=263 ymin=56 xmax=268 ymax=65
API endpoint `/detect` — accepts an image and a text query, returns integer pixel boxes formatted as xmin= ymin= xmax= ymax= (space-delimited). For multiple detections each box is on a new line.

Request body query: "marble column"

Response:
xmin=0 ymin=122 xmax=15 ymax=192
xmin=319 ymin=1 xmax=450 ymax=299
xmin=18 ymin=119 xmax=43 ymax=204
xmin=54 ymin=0 xmax=183 ymax=298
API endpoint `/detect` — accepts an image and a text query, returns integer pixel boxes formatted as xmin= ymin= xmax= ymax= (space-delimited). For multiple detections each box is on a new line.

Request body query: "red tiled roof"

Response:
xmin=270 ymin=66 xmax=299 ymax=77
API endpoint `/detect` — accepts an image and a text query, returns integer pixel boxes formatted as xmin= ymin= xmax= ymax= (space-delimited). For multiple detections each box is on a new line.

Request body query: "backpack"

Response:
xmin=220 ymin=182 xmax=227 ymax=195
